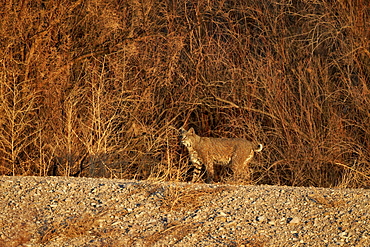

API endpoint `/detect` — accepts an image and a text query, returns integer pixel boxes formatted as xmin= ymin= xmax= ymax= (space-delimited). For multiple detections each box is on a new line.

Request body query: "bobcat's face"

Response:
xmin=179 ymin=127 xmax=196 ymax=148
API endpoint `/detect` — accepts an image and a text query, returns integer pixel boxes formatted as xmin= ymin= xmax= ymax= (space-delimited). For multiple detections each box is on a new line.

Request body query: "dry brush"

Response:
xmin=0 ymin=0 xmax=369 ymax=188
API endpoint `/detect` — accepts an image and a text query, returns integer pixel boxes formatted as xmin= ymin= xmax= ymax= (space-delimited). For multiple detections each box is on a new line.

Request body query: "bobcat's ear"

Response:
xmin=179 ymin=127 xmax=187 ymax=134
xmin=188 ymin=127 xmax=195 ymax=134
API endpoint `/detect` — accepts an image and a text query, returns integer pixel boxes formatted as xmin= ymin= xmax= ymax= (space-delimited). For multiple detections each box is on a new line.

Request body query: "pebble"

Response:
xmin=256 ymin=215 xmax=265 ymax=222
xmin=288 ymin=217 xmax=300 ymax=224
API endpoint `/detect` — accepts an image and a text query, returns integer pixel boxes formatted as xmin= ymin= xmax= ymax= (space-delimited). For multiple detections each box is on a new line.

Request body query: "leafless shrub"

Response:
xmin=0 ymin=0 xmax=369 ymax=187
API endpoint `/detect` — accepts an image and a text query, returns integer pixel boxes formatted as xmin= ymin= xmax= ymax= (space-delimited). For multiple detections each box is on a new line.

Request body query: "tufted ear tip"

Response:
xmin=255 ymin=144 xmax=263 ymax=152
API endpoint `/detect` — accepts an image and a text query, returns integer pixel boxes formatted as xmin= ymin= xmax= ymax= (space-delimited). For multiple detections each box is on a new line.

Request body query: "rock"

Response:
xmin=256 ymin=216 xmax=266 ymax=222
xmin=288 ymin=217 xmax=300 ymax=224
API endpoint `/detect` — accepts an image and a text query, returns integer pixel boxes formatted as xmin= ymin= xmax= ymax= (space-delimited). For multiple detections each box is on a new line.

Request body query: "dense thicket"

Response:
xmin=1 ymin=0 xmax=369 ymax=187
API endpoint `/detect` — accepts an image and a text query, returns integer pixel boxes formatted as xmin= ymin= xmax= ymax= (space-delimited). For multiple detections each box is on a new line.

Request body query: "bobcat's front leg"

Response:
xmin=205 ymin=161 xmax=215 ymax=183
xmin=191 ymin=160 xmax=202 ymax=183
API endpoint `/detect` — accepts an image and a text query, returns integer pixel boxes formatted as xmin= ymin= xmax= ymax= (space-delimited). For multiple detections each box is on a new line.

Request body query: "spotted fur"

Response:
xmin=179 ymin=127 xmax=263 ymax=183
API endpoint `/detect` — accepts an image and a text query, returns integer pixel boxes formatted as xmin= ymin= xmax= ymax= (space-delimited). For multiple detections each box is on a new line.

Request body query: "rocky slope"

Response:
xmin=1 ymin=176 xmax=369 ymax=246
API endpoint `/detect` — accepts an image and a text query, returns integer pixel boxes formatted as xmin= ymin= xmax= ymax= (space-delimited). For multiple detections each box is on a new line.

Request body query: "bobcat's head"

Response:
xmin=179 ymin=127 xmax=198 ymax=147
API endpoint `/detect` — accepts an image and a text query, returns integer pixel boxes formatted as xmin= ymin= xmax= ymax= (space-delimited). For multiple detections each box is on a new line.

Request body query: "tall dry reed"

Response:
xmin=0 ymin=0 xmax=369 ymax=187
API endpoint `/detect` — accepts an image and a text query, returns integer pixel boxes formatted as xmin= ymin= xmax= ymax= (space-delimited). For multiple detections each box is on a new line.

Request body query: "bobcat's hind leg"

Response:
xmin=232 ymin=151 xmax=254 ymax=183
xmin=233 ymin=166 xmax=251 ymax=184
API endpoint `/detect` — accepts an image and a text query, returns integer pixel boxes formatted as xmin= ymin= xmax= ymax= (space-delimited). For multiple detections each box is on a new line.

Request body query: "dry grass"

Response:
xmin=0 ymin=0 xmax=369 ymax=188
xmin=0 ymin=227 xmax=32 ymax=247
xmin=308 ymin=194 xmax=346 ymax=208
xmin=38 ymin=213 xmax=100 ymax=244
xmin=160 ymin=184 xmax=234 ymax=212
xmin=140 ymin=221 xmax=201 ymax=246
xmin=308 ymin=188 xmax=347 ymax=208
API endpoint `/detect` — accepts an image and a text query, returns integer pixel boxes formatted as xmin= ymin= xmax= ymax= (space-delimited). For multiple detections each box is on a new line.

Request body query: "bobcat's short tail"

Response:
xmin=255 ymin=144 xmax=263 ymax=152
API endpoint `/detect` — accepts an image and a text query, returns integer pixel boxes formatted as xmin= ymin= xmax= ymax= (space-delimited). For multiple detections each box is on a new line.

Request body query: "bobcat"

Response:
xmin=179 ymin=127 xmax=263 ymax=183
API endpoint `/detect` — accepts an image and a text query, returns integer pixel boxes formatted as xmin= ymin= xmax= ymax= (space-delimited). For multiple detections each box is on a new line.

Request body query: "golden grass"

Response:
xmin=0 ymin=0 xmax=369 ymax=188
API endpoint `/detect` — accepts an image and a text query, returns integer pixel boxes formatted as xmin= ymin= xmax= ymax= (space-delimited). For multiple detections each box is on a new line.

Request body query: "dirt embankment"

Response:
xmin=1 ymin=176 xmax=369 ymax=246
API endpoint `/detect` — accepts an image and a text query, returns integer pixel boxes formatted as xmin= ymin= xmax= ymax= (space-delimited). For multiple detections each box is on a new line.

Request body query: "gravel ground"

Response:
xmin=1 ymin=176 xmax=369 ymax=246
